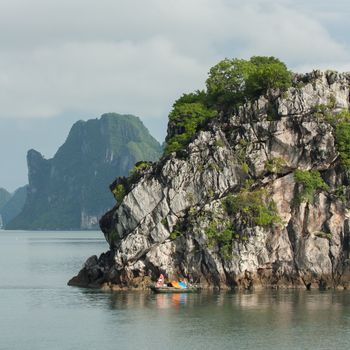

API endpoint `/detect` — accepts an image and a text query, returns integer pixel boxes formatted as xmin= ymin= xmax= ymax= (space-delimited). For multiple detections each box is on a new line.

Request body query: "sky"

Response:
xmin=1 ymin=0 xmax=350 ymax=192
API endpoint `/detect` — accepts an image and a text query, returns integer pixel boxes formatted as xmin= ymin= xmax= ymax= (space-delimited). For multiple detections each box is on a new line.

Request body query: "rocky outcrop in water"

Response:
xmin=69 ymin=71 xmax=350 ymax=290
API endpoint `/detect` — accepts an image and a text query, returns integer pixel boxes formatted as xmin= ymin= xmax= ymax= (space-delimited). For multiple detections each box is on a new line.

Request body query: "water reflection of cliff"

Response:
xmin=79 ymin=290 xmax=349 ymax=315
xmin=76 ymin=289 xmax=350 ymax=349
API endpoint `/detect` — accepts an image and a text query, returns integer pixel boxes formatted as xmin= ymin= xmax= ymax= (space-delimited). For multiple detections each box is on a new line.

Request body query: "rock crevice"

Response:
xmin=69 ymin=71 xmax=350 ymax=290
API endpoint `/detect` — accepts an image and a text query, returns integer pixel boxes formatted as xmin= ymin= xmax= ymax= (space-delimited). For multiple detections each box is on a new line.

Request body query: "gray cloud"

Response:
xmin=0 ymin=38 xmax=207 ymax=119
xmin=0 ymin=0 xmax=349 ymax=121
xmin=1 ymin=0 xmax=350 ymax=190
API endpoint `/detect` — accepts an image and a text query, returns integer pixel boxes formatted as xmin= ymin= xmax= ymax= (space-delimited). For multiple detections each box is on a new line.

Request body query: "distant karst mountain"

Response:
xmin=6 ymin=113 xmax=162 ymax=230
xmin=0 ymin=188 xmax=11 ymax=228
xmin=0 ymin=188 xmax=11 ymax=210
xmin=0 ymin=186 xmax=27 ymax=228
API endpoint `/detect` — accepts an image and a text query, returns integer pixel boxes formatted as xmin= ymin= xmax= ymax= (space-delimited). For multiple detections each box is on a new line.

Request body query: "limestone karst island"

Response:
xmin=4 ymin=114 xmax=162 ymax=230
xmin=69 ymin=56 xmax=350 ymax=291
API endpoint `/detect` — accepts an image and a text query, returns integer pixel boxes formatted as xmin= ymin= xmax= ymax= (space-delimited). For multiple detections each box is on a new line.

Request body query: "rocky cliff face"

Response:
xmin=7 ymin=113 xmax=162 ymax=230
xmin=70 ymin=71 xmax=350 ymax=290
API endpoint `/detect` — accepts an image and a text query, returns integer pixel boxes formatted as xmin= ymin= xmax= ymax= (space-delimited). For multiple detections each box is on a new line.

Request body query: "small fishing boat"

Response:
xmin=150 ymin=274 xmax=201 ymax=293
xmin=150 ymin=285 xmax=201 ymax=293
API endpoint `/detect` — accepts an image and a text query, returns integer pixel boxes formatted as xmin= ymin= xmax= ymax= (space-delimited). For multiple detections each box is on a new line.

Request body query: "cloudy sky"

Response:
xmin=1 ymin=0 xmax=350 ymax=191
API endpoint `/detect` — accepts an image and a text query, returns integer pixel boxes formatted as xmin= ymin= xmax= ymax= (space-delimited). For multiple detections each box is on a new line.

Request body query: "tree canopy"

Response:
xmin=164 ymin=56 xmax=292 ymax=155
xmin=206 ymin=56 xmax=292 ymax=107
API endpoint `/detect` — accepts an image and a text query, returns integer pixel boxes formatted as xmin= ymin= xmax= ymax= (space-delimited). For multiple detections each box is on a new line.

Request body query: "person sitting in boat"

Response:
xmin=170 ymin=279 xmax=188 ymax=289
xmin=156 ymin=274 xmax=165 ymax=287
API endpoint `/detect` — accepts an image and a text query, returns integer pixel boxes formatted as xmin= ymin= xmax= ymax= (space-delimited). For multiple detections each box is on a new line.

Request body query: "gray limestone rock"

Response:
xmin=71 ymin=71 xmax=350 ymax=290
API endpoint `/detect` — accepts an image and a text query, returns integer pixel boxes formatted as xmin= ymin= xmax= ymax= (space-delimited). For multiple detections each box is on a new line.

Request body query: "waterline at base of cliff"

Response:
xmin=70 ymin=66 xmax=350 ymax=291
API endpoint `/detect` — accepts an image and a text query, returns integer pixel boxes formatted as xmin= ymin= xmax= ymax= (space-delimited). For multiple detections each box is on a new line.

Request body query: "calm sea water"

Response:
xmin=0 ymin=230 xmax=350 ymax=350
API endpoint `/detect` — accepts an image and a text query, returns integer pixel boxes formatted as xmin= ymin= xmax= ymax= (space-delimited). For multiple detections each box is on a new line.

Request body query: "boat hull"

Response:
xmin=150 ymin=285 xmax=200 ymax=293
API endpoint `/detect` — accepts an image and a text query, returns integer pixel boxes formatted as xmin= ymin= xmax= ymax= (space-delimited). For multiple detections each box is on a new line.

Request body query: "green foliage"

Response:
xmin=203 ymin=184 xmax=278 ymax=259
xmin=215 ymin=138 xmax=225 ymax=148
xmin=312 ymin=108 xmax=350 ymax=171
xmin=223 ymin=194 xmax=236 ymax=216
xmin=205 ymin=220 xmax=235 ymax=258
xmin=163 ymin=140 xmax=182 ymax=155
xmin=294 ymin=81 xmax=307 ymax=89
xmin=161 ymin=217 xmax=169 ymax=231
xmin=204 ymin=220 xmax=218 ymax=242
xmin=313 ymin=102 xmax=345 ymax=123
xmin=170 ymin=230 xmax=182 ymax=240
xmin=112 ymin=184 xmax=126 ymax=203
xmin=328 ymin=94 xmax=336 ymax=109
xmin=7 ymin=114 xmax=163 ymax=230
xmin=188 ymin=207 xmax=197 ymax=216
xmin=205 ymin=55 xmax=292 ymax=106
xmin=236 ymin=139 xmax=250 ymax=165
xmin=185 ymin=192 xmax=195 ymax=203
xmin=313 ymin=104 xmax=330 ymax=119
xmin=172 ymin=90 xmax=208 ymax=106
xmin=311 ymin=95 xmax=336 ymax=115
xmin=0 ymin=185 xmax=27 ymax=226
xmin=245 ymin=56 xmax=292 ymax=98
xmin=241 ymin=162 xmax=249 ymax=174
xmin=208 ymin=162 xmax=221 ymax=172
xmin=206 ymin=58 xmax=254 ymax=106
xmin=196 ymin=164 xmax=204 ymax=173
xmin=335 ymin=120 xmax=350 ymax=170
xmin=327 ymin=110 xmax=350 ymax=170
xmin=164 ymin=99 xmax=217 ymax=155
xmin=294 ymin=170 xmax=329 ymax=204
xmin=265 ymin=157 xmax=286 ymax=174
xmin=266 ymin=103 xmax=280 ymax=121
xmin=223 ymin=188 xmax=281 ymax=227
xmin=328 ymin=109 xmax=350 ymax=124
xmin=206 ymin=56 xmax=292 ymax=107
xmin=334 ymin=185 xmax=348 ymax=203
xmin=207 ymin=189 xmax=215 ymax=199
xmin=164 ymin=56 xmax=291 ymax=156
xmin=314 ymin=231 xmax=332 ymax=240
xmin=7 ymin=200 xmax=81 ymax=230
xmin=129 ymin=161 xmax=151 ymax=175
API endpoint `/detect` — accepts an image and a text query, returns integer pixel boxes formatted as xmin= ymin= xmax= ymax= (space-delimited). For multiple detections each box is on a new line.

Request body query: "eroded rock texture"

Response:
xmin=69 ymin=71 xmax=350 ymax=290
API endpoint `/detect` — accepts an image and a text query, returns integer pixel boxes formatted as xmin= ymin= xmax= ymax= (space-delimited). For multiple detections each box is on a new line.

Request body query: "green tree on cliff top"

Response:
xmin=206 ymin=56 xmax=292 ymax=107
xmin=164 ymin=56 xmax=292 ymax=155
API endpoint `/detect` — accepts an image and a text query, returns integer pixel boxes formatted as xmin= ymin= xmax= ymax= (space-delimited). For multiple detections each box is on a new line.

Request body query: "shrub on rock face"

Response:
xmin=294 ymin=170 xmax=329 ymax=204
xmin=332 ymin=110 xmax=350 ymax=171
xmin=112 ymin=184 xmax=125 ymax=203
xmin=312 ymin=108 xmax=350 ymax=172
xmin=223 ymin=188 xmax=281 ymax=227
xmin=164 ymin=96 xmax=216 ymax=155
xmin=335 ymin=122 xmax=350 ymax=170
xmin=129 ymin=161 xmax=152 ymax=175
xmin=264 ymin=157 xmax=286 ymax=174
